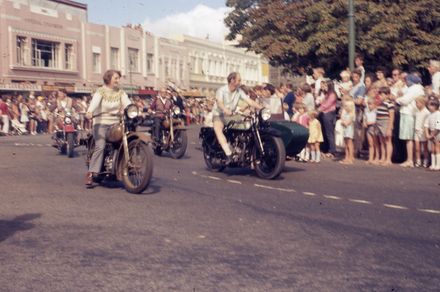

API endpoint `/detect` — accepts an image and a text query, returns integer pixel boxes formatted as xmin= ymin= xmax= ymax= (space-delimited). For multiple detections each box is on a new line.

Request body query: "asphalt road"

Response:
xmin=0 ymin=126 xmax=439 ymax=291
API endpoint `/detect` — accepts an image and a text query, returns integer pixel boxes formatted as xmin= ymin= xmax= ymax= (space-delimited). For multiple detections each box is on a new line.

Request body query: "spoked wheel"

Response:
xmin=253 ymin=135 xmax=285 ymax=179
xmin=121 ymin=140 xmax=153 ymax=194
xmin=202 ymin=142 xmax=225 ymax=172
xmin=169 ymin=130 xmax=188 ymax=159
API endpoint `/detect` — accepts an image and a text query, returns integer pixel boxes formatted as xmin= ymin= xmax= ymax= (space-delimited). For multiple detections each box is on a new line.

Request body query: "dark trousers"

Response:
xmin=322 ymin=111 xmax=336 ymax=155
xmin=153 ymin=117 xmax=162 ymax=141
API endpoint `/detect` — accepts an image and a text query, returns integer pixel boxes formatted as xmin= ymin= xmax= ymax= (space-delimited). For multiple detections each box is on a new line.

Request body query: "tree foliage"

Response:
xmin=225 ymin=0 xmax=440 ymax=77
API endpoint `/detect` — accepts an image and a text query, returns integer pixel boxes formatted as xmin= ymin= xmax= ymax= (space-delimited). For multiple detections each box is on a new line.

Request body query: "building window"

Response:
xmin=190 ymin=56 xmax=196 ymax=73
xmin=32 ymin=39 xmax=60 ymax=68
xmin=165 ymin=58 xmax=170 ymax=78
xmin=179 ymin=61 xmax=184 ymax=80
xmin=110 ymin=47 xmax=119 ymax=70
xmin=128 ymin=48 xmax=139 ymax=73
xmin=16 ymin=36 xmax=27 ymax=66
xmin=65 ymin=44 xmax=74 ymax=70
xmin=146 ymin=53 xmax=154 ymax=73
xmin=93 ymin=53 xmax=101 ymax=73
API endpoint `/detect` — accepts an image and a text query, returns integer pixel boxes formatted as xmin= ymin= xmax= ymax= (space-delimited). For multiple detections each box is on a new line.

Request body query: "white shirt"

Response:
xmin=262 ymin=94 xmax=282 ymax=115
xmin=424 ymin=110 xmax=440 ymax=131
xmin=213 ymin=85 xmax=250 ymax=116
xmin=415 ymin=107 xmax=430 ymax=131
xmin=432 ymin=71 xmax=440 ymax=95
xmin=364 ymin=107 xmax=377 ymax=124
xmin=396 ymin=84 xmax=424 ymax=116
xmin=87 ymin=86 xmax=131 ymax=125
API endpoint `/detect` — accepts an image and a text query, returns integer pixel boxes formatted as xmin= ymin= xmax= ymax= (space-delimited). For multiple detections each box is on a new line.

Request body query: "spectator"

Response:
xmin=376 ymin=87 xmax=395 ymax=166
xmin=302 ymin=83 xmax=315 ymax=112
xmin=308 ymin=110 xmax=324 ymax=163
xmin=0 ymin=96 xmax=10 ymax=135
xmin=355 ymin=54 xmax=366 ymax=84
xmin=390 ymin=68 xmax=407 ymax=98
xmin=428 ymin=60 xmax=440 ymax=95
xmin=292 ymin=103 xmax=310 ymax=162
xmin=318 ymin=79 xmax=337 ymax=158
xmin=414 ymin=96 xmax=430 ymax=168
xmin=312 ymin=67 xmax=325 ymax=101
xmin=282 ymin=83 xmax=295 ymax=119
xmin=340 ymin=99 xmax=356 ymax=164
xmin=364 ymin=96 xmax=379 ymax=164
xmin=424 ymin=98 xmax=440 ymax=170
xmin=396 ymin=73 xmax=425 ymax=167
xmin=262 ymin=84 xmax=283 ymax=120
xmin=336 ymin=70 xmax=353 ymax=98
xmin=375 ymin=67 xmax=388 ymax=88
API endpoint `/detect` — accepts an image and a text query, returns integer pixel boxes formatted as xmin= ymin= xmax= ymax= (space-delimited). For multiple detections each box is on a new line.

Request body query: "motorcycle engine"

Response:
xmin=104 ymin=147 xmax=114 ymax=172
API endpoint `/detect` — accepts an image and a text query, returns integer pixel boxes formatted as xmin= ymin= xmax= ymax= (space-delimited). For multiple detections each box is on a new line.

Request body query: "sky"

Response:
xmin=82 ymin=0 xmax=231 ymax=42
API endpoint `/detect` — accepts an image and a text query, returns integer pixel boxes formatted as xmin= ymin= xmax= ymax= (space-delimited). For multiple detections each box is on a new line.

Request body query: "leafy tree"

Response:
xmin=225 ymin=0 xmax=440 ymax=78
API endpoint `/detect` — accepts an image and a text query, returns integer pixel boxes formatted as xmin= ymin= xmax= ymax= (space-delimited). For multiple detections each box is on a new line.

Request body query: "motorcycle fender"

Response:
xmin=128 ymin=132 xmax=152 ymax=144
xmin=260 ymin=127 xmax=282 ymax=137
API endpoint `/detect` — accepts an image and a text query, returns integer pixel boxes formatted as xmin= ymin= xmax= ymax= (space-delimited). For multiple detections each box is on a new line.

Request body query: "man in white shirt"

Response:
xmin=212 ymin=72 xmax=262 ymax=163
xmin=428 ymin=60 xmax=440 ymax=95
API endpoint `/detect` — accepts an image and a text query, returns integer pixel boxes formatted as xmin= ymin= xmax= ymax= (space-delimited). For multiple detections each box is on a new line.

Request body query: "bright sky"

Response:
xmin=82 ymin=0 xmax=230 ymax=42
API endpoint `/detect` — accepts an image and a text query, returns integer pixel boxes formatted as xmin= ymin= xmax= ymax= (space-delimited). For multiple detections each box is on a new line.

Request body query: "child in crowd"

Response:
xmin=424 ymin=98 xmax=440 ymax=170
xmin=336 ymin=70 xmax=353 ymax=98
xmin=414 ymin=96 xmax=430 ymax=167
xmin=340 ymin=99 xmax=356 ymax=164
xmin=376 ymin=87 xmax=395 ymax=166
xmin=364 ymin=97 xmax=379 ymax=164
xmin=308 ymin=110 xmax=324 ymax=163
xmin=292 ymin=103 xmax=310 ymax=161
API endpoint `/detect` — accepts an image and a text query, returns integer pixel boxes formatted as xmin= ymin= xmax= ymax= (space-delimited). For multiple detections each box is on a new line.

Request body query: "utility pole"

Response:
xmin=348 ymin=0 xmax=355 ymax=71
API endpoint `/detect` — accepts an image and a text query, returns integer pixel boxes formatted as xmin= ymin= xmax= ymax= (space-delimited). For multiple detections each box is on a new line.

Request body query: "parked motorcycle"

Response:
xmin=52 ymin=111 xmax=79 ymax=158
xmin=85 ymin=105 xmax=154 ymax=194
xmin=199 ymin=109 xmax=286 ymax=179
xmin=143 ymin=106 xmax=188 ymax=159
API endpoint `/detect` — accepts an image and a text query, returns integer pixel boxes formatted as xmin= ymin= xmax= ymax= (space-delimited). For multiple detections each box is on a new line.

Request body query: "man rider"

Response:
xmin=149 ymin=87 xmax=173 ymax=142
xmin=212 ymin=72 xmax=263 ymax=164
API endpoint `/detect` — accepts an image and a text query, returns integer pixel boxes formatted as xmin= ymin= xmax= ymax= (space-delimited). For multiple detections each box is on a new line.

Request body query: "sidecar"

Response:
xmin=270 ymin=120 xmax=309 ymax=157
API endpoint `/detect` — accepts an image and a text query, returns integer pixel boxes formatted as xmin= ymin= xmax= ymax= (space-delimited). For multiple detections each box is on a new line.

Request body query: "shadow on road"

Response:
xmin=0 ymin=213 xmax=41 ymax=242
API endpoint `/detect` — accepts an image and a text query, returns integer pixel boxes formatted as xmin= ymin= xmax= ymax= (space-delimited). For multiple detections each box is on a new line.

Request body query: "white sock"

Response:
xmin=300 ymin=149 xmax=305 ymax=160
xmin=436 ymin=154 xmax=440 ymax=169
xmin=305 ymin=148 xmax=310 ymax=161
xmin=316 ymin=151 xmax=321 ymax=162
xmin=431 ymin=153 xmax=436 ymax=168
xmin=311 ymin=151 xmax=316 ymax=161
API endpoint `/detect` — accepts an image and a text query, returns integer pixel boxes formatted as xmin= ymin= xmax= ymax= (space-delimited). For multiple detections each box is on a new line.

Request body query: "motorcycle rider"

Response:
xmin=84 ymin=70 xmax=132 ymax=187
xmin=54 ymin=90 xmax=73 ymax=130
xmin=212 ymin=72 xmax=263 ymax=163
xmin=149 ymin=87 xmax=173 ymax=143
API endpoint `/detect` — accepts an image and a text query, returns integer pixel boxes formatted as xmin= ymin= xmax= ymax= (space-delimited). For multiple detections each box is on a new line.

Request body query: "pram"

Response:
xmin=10 ymin=119 xmax=28 ymax=135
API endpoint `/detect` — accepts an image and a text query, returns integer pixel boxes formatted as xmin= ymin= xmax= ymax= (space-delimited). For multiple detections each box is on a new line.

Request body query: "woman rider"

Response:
xmin=85 ymin=70 xmax=132 ymax=187
xmin=212 ymin=72 xmax=263 ymax=163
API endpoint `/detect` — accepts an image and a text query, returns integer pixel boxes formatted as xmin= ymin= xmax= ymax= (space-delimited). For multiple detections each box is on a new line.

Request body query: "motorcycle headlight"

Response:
xmin=125 ymin=104 xmax=139 ymax=119
xmin=173 ymin=107 xmax=181 ymax=116
xmin=260 ymin=108 xmax=271 ymax=121
xmin=64 ymin=117 xmax=72 ymax=124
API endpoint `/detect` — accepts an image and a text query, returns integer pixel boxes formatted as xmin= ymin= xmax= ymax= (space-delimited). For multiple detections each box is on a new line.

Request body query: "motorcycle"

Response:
xmin=52 ymin=111 xmax=80 ymax=158
xmin=143 ymin=106 xmax=188 ymax=159
xmin=199 ymin=109 xmax=286 ymax=179
xmin=85 ymin=105 xmax=154 ymax=194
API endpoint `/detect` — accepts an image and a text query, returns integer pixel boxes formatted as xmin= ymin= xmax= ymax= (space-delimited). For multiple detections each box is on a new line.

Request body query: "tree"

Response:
xmin=225 ymin=0 xmax=440 ymax=78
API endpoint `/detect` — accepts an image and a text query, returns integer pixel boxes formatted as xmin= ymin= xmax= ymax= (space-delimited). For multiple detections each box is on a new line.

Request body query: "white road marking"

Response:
xmin=192 ymin=171 xmax=198 ymax=175
xmin=383 ymin=204 xmax=408 ymax=210
xmin=349 ymin=199 xmax=372 ymax=205
xmin=227 ymin=179 xmax=242 ymax=184
xmin=197 ymin=235 xmax=206 ymax=239
xmin=418 ymin=209 xmax=440 ymax=215
xmin=207 ymin=176 xmax=222 ymax=181
xmin=254 ymin=184 xmax=295 ymax=193
xmin=323 ymin=195 xmax=342 ymax=200
xmin=303 ymin=192 xmax=316 ymax=196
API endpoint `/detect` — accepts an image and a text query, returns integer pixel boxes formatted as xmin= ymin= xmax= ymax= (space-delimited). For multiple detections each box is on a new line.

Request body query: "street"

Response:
xmin=0 ymin=126 xmax=439 ymax=291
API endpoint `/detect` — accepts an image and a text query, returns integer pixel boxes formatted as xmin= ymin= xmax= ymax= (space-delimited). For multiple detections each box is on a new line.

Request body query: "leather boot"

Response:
xmin=85 ymin=172 xmax=93 ymax=187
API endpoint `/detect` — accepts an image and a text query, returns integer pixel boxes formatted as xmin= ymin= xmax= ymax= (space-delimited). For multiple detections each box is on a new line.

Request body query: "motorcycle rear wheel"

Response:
xmin=202 ymin=142 xmax=225 ymax=172
xmin=121 ymin=141 xmax=154 ymax=194
xmin=67 ymin=133 xmax=75 ymax=158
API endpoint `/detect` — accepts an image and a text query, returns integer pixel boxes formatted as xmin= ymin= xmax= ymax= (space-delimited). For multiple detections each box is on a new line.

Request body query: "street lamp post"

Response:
xmin=348 ymin=0 xmax=355 ymax=71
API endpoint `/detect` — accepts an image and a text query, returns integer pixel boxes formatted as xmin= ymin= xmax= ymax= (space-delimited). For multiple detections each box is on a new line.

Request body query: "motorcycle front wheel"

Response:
xmin=121 ymin=140 xmax=154 ymax=194
xmin=169 ymin=130 xmax=188 ymax=159
xmin=253 ymin=135 xmax=285 ymax=179
xmin=66 ymin=133 xmax=75 ymax=158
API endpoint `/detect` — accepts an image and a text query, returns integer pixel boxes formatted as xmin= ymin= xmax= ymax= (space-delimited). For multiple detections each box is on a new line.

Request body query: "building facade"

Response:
xmin=0 ymin=0 xmax=268 ymax=97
